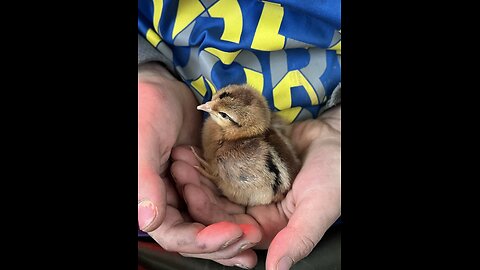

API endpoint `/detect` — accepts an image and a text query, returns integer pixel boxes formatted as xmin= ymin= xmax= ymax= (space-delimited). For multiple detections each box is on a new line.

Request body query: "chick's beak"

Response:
xmin=197 ymin=102 xmax=212 ymax=112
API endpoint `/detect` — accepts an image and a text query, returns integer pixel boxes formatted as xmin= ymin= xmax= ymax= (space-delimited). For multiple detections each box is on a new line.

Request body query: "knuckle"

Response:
xmin=297 ymin=234 xmax=316 ymax=256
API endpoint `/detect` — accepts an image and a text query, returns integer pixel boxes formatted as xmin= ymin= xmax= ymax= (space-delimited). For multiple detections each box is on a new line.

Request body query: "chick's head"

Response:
xmin=197 ymin=84 xmax=271 ymax=140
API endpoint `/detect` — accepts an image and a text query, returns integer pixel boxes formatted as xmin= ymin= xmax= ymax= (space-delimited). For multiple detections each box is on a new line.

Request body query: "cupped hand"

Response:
xmin=171 ymin=106 xmax=341 ymax=270
xmin=138 ymin=63 xmax=261 ymax=268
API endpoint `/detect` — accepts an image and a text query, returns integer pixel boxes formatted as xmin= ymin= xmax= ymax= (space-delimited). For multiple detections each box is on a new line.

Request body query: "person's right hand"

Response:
xmin=138 ymin=62 xmax=261 ymax=269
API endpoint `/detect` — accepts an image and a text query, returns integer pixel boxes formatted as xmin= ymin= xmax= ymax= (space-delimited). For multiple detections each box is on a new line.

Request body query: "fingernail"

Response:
xmin=222 ymin=236 xmax=241 ymax=249
xmin=277 ymin=256 xmax=293 ymax=270
xmin=138 ymin=200 xmax=157 ymax=230
xmin=234 ymin=263 xmax=250 ymax=269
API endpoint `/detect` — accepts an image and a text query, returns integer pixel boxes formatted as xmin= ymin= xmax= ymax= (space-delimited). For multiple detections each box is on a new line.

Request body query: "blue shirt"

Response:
xmin=138 ymin=0 xmax=341 ymax=123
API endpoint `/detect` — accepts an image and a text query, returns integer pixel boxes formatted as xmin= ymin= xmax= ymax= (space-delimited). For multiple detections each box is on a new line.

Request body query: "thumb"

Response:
xmin=138 ymin=168 xmax=166 ymax=232
xmin=265 ymin=196 xmax=339 ymax=270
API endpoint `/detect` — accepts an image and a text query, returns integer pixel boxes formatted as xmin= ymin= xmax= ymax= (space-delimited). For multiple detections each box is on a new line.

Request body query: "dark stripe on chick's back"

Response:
xmin=266 ymin=152 xmax=281 ymax=194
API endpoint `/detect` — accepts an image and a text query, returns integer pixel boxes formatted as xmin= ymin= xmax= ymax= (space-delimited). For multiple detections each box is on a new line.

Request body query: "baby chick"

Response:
xmin=192 ymin=84 xmax=301 ymax=206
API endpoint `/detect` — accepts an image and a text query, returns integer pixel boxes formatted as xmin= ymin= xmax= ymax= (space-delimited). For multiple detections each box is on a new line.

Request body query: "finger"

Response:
xmin=183 ymin=184 xmax=245 ymax=225
xmin=179 ymin=239 xmax=256 ymax=260
xmin=265 ymin=193 xmax=340 ymax=270
xmin=172 ymin=145 xmax=220 ymax=190
xmin=179 ymin=224 xmax=261 ymax=260
xmin=170 ymin=159 xmax=197 ymax=199
xmin=149 ymin=206 xmax=245 ymax=253
xmin=245 ymin=202 xmax=289 ymax=249
xmin=171 ymin=159 xmax=219 ymax=196
xmin=171 ymin=145 xmax=202 ymax=166
xmin=214 ymin=249 xmax=258 ymax=269
xmin=162 ymin=175 xmax=180 ymax=208
xmin=182 ymin=249 xmax=258 ymax=269
xmin=171 ymin=145 xmax=209 ymax=179
xmin=138 ymin=169 xmax=166 ymax=232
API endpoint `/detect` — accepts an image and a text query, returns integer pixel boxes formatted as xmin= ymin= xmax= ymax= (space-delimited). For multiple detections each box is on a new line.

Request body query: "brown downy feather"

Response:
xmin=194 ymin=84 xmax=301 ymax=206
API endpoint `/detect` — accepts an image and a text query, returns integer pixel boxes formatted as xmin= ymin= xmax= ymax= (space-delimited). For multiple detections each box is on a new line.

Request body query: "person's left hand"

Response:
xmin=138 ymin=63 xmax=262 ymax=269
xmin=171 ymin=106 xmax=341 ymax=270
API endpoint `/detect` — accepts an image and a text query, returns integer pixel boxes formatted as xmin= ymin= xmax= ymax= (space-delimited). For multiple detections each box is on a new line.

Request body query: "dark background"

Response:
xmin=2 ymin=1 xmax=472 ymax=269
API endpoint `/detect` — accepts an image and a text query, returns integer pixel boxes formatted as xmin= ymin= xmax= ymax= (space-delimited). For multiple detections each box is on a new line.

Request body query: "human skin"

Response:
xmin=138 ymin=62 xmax=262 ymax=268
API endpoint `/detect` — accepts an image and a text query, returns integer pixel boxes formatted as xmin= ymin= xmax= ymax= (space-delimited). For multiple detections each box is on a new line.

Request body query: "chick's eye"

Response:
xmin=219 ymin=112 xmax=228 ymax=119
